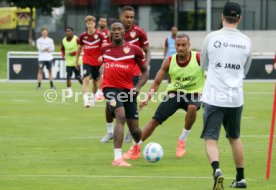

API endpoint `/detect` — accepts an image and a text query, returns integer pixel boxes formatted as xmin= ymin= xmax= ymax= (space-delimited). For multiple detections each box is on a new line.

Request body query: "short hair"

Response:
xmin=176 ymin=33 xmax=190 ymax=41
xmin=85 ymin=15 xmax=96 ymax=23
xmin=224 ymin=16 xmax=240 ymax=24
xmin=41 ymin=27 xmax=48 ymax=32
xmin=65 ymin=26 xmax=74 ymax=31
xmin=121 ymin=6 xmax=134 ymax=13
xmin=111 ymin=21 xmax=124 ymax=28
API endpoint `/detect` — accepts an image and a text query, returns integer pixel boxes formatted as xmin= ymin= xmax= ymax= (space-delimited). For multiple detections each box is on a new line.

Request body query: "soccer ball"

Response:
xmin=143 ymin=142 xmax=164 ymax=163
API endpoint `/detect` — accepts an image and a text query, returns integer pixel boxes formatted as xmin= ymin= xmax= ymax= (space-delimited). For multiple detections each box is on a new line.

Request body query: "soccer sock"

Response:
xmin=236 ymin=167 xmax=244 ymax=181
xmin=133 ymin=140 xmax=143 ymax=146
xmin=106 ymin=122 xmax=114 ymax=134
xmin=179 ymin=129 xmax=190 ymax=141
xmin=37 ymin=82 xmax=41 ymax=87
xmin=211 ymin=161 xmax=220 ymax=175
xmin=114 ymin=148 xmax=122 ymax=160
xmin=50 ymin=81 xmax=54 ymax=88
xmin=83 ymin=92 xmax=89 ymax=102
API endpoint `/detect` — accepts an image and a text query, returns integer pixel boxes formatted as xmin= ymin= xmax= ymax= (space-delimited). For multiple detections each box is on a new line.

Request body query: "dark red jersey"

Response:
xmin=101 ymin=42 xmax=145 ymax=90
xmin=78 ymin=31 xmax=104 ymax=66
xmin=124 ymin=25 xmax=149 ymax=76
xmin=96 ymin=28 xmax=110 ymax=44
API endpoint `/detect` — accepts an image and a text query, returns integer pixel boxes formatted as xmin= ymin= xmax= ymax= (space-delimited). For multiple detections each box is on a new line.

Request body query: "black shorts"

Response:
xmin=38 ymin=61 xmax=53 ymax=70
xmin=153 ymin=92 xmax=202 ymax=124
xmin=200 ymin=103 xmax=243 ymax=140
xmin=83 ymin=64 xmax=101 ymax=80
xmin=66 ymin=66 xmax=81 ymax=78
xmin=132 ymin=76 xmax=140 ymax=86
xmin=103 ymin=88 xmax=138 ymax=120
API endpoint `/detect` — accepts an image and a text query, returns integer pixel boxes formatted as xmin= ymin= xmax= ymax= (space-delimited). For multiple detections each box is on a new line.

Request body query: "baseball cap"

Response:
xmin=223 ymin=2 xmax=241 ymax=18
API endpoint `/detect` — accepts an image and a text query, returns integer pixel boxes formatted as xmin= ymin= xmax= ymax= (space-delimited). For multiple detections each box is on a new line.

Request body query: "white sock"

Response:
xmin=106 ymin=122 xmax=114 ymax=134
xmin=114 ymin=148 xmax=122 ymax=160
xmin=68 ymin=87 xmax=73 ymax=93
xmin=179 ymin=129 xmax=190 ymax=141
xmin=133 ymin=140 xmax=143 ymax=146
xmin=96 ymin=89 xmax=102 ymax=94
xmin=83 ymin=92 xmax=89 ymax=102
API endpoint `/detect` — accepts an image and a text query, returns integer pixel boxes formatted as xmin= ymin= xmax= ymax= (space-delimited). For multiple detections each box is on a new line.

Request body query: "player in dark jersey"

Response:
xmin=101 ymin=6 xmax=151 ymax=143
xmin=101 ymin=21 xmax=149 ymax=167
xmin=75 ymin=15 xmax=104 ymax=107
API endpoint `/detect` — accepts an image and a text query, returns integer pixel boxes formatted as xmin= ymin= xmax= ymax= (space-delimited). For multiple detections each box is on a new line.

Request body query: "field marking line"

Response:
xmin=0 ymin=174 xmax=256 ymax=181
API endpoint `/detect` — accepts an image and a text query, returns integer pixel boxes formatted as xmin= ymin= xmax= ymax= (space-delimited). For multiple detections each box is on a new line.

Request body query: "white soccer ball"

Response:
xmin=143 ymin=142 xmax=164 ymax=163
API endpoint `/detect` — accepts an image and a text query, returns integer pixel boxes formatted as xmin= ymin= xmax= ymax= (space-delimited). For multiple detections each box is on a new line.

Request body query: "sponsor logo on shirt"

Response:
xmin=224 ymin=63 xmax=240 ymax=70
xmin=214 ymin=41 xmax=221 ymax=48
xmin=84 ymin=45 xmax=99 ymax=49
xmin=105 ymin=63 xmax=129 ymax=69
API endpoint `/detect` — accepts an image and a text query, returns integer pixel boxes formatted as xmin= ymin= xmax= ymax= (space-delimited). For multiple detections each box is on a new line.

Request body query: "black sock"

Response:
xmin=50 ymin=81 xmax=54 ymax=88
xmin=77 ymin=76 xmax=83 ymax=85
xmin=211 ymin=161 xmax=220 ymax=175
xmin=37 ymin=82 xmax=41 ymax=87
xmin=236 ymin=168 xmax=244 ymax=181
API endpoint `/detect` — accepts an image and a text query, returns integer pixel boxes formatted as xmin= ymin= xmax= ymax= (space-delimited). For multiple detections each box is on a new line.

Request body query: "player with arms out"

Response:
xmin=75 ymin=15 xmax=104 ymax=107
xmin=200 ymin=2 xmax=252 ymax=189
xmin=123 ymin=33 xmax=205 ymax=160
xmin=101 ymin=6 xmax=151 ymax=143
xmin=101 ymin=21 xmax=149 ymax=167
xmin=61 ymin=26 xmax=82 ymax=97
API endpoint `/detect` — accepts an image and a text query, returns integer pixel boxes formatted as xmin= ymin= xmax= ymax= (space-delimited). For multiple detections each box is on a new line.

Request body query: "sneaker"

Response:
xmin=124 ymin=132 xmax=133 ymax=143
xmin=95 ymin=92 xmax=105 ymax=100
xmin=213 ymin=169 xmax=224 ymax=190
xmin=100 ymin=133 xmax=113 ymax=143
xmin=84 ymin=100 xmax=91 ymax=108
xmin=176 ymin=140 xmax=186 ymax=158
xmin=112 ymin=158 xmax=131 ymax=167
xmin=51 ymin=86 xmax=56 ymax=90
xmin=230 ymin=179 xmax=246 ymax=188
xmin=123 ymin=145 xmax=141 ymax=160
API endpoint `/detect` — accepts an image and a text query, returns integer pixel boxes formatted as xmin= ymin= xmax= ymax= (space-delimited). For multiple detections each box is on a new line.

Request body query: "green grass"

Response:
xmin=0 ymin=81 xmax=275 ymax=190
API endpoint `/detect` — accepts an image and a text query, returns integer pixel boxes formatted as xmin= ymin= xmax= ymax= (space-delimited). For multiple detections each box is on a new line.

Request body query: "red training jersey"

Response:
xmin=101 ymin=42 xmax=146 ymax=90
xmin=124 ymin=25 xmax=149 ymax=76
xmin=96 ymin=28 xmax=110 ymax=44
xmin=78 ymin=31 xmax=104 ymax=66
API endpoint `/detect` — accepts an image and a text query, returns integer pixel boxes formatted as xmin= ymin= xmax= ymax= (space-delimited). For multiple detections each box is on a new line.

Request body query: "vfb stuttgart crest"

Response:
xmin=13 ymin=64 xmax=22 ymax=74
xmin=94 ymin=34 xmax=98 ymax=39
xmin=123 ymin=47 xmax=130 ymax=54
xmin=130 ymin=31 xmax=136 ymax=38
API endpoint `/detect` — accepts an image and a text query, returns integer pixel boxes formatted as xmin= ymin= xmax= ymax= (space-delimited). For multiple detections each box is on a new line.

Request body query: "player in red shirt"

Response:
xmin=95 ymin=17 xmax=111 ymax=101
xmin=75 ymin=15 xmax=104 ymax=107
xmin=100 ymin=6 xmax=151 ymax=143
xmin=101 ymin=21 xmax=149 ymax=166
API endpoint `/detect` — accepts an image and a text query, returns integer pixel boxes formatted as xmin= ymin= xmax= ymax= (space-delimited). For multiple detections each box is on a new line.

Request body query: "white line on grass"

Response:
xmin=0 ymin=174 xmax=253 ymax=181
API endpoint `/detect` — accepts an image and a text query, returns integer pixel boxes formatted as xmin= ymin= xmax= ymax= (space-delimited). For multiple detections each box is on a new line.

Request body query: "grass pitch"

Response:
xmin=0 ymin=81 xmax=275 ymax=190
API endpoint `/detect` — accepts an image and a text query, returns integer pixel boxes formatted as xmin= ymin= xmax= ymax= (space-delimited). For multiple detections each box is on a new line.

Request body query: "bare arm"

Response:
xmin=142 ymin=46 xmax=151 ymax=67
xmin=75 ymin=44 xmax=83 ymax=67
xmin=135 ymin=63 xmax=149 ymax=93
xmin=140 ymin=58 xmax=170 ymax=108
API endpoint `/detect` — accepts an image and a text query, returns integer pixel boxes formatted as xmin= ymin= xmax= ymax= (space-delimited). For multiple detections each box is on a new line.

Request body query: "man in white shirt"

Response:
xmin=36 ymin=27 xmax=55 ymax=89
xmin=200 ymin=2 xmax=252 ymax=190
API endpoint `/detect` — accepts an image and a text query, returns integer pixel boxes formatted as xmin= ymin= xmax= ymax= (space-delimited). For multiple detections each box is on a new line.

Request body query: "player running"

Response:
xmin=101 ymin=6 xmax=151 ymax=143
xmin=75 ymin=15 xmax=104 ymax=107
xmin=123 ymin=33 xmax=205 ymax=160
xmin=101 ymin=21 xmax=149 ymax=167
xmin=61 ymin=26 xmax=82 ymax=97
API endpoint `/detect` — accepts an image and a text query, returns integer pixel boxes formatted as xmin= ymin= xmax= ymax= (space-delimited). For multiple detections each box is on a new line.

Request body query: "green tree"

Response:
xmin=6 ymin=0 xmax=64 ymax=45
